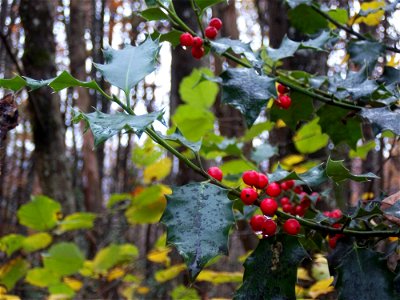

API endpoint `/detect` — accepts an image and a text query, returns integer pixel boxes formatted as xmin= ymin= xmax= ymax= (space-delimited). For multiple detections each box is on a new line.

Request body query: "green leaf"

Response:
xmin=285 ymin=0 xmax=312 ymax=8
xmin=74 ymin=110 xmax=164 ymax=146
xmin=107 ymin=193 xmax=132 ymax=208
xmin=326 ymin=157 xmax=379 ymax=182
xmin=94 ymin=37 xmax=160 ymax=96
xmin=327 ymin=9 xmax=348 ymax=27
xmin=48 ymin=70 xmax=109 ymax=97
xmin=25 ymin=268 xmax=60 ymax=288
xmin=251 ymin=143 xmax=278 ymax=164
xmin=172 ymin=105 xmax=215 ymax=141
xmin=288 ymin=4 xmax=328 ymax=34
xmin=347 ymin=40 xmax=384 ymax=72
xmin=269 ymin=91 xmax=314 ymax=130
xmin=125 ymin=185 xmax=167 ymax=224
xmin=210 ymin=38 xmax=260 ymax=67
xmin=92 ymin=244 xmax=139 ymax=273
xmin=242 ymin=121 xmax=274 ymax=141
xmin=140 ymin=7 xmax=168 ymax=21
xmin=145 ymin=0 xmax=170 ymax=7
xmin=179 ymin=68 xmax=219 ymax=108
xmin=57 ymin=212 xmax=96 ymax=233
xmin=24 ymin=77 xmax=54 ymax=90
xmin=0 ymin=234 xmax=25 ymax=256
xmin=293 ymin=118 xmax=329 ymax=154
xmin=0 ymin=257 xmax=30 ymax=290
xmin=0 ymin=75 xmax=26 ymax=91
xmin=132 ymin=138 xmax=163 ymax=167
xmin=220 ymin=159 xmax=257 ymax=178
xmin=234 ymin=235 xmax=307 ymax=299
xmin=43 ymin=243 xmax=85 ymax=276
xmin=298 ymin=164 xmax=328 ymax=187
xmin=220 ymin=68 xmax=276 ymax=127
xmin=317 ymin=105 xmax=362 ymax=149
xmin=161 ymin=182 xmax=235 ymax=280
xmin=360 ymin=107 xmax=400 ymax=135
xmin=159 ymin=128 xmax=202 ymax=152
xmin=349 ymin=140 xmax=376 ymax=159
xmin=171 ymin=284 xmax=201 ymax=300
xmin=17 ymin=195 xmax=61 ymax=231
xmin=336 ymin=247 xmax=396 ymax=300
xmin=268 ymin=164 xmax=300 ymax=183
xmin=153 ymin=30 xmax=182 ymax=47
xmin=194 ymin=0 xmax=226 ymax=13
xmin=22 ymin=233 xmax=52 ymax=253
xmin=49 ymin=282 xmax=75 ymax=297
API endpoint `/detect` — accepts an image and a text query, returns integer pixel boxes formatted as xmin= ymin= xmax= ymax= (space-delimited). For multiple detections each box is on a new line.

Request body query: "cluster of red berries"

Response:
xmin=179 ymin=18 xmax=223 ymax=60
xmin=323 ymin=209 xmax=344 ymax=249
xmin=275 ymin=84 xmax=292 ymax=109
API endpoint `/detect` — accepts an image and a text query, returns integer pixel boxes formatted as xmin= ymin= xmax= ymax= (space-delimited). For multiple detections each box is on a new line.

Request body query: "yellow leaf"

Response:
xmin=0 ymin=288 xmax=21 ymax=300
xmin=63 ymin=277 xmax=83 ymax=291
xmin=276 ymin=119 xmax=286 ymax=128
xmin=386 ymin=55 xmax=400 ymax=67
xmin=281 ymin=154 xmax=305 ymax=167
xmin=154 ymin=264 xmax=186 ymax=283
xmin=107 ymin=267 xmax=125 ymax=282
xmin=295 ymin=285 xmax=307 ymax=298
xmin=147 ymin=248 xmax=171 ymax=266
xmin=120 ymin=284 xmax=136 ymax=300
xmin=308 ymin=277 xmax=335 ymax=299
xmin=136 ymin=286 xmax=150 ymax=295
xmin=196 ymin=270 xmax=242 ymax=285
xmin=238 ymin=251 xmax=252 ymax=263
xmin=389 ymin=237 xmax=398 ymax=242
xmin=362 ymin=192 xmax=374 ymax=200
xmin=143 ymin=157 xmax=172 ymax=184
xmin=353 ymin=1 xmax=385 ymax=26
xmin=297 ymin=267 xmax=312 ymax=281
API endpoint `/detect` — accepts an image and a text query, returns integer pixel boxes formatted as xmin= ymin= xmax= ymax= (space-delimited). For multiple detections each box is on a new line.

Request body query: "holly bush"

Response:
xmin=1 ymin=0 xmax=400 ymax=299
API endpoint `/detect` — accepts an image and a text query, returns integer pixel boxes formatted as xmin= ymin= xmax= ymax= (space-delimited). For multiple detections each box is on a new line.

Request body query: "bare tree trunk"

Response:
xmin=19 ymin=0 xmax=75 ymax=212
xmin=69 ymin=0 xmax=102 ymax=212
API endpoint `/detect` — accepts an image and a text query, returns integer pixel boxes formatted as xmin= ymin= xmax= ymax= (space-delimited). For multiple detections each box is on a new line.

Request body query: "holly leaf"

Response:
xmin=220 ymin=68 xmax=276 ymax=127
xmin=336 ymin=247 xmax=396 ymax=300
xmin=94 ymin=37 xmax=160 ymax=96
xmin=73 ymin=110 xmax=164 ymax=146
xmin=285 ymin=0 xmax=312 ymax=8
xmin=347 ymin=40 xmax=384 ymax=72
xmin=161 ymin=182 xmax=234 ymax=280
xmin=360 ymin=107 xmax=400 ymax=135
xmin=268 ymin=164 xmax=300 ymax=183
xmin=317 ymin=105 xmax=362 ymax=149
xmin=298 ymin=164 xmax=328 ymax=187
xmin=326 ymin=157 xmax=379 ymax=182
xmin=194 ymin=0 xmax=227 ymax=13
xmin=140 ymin=7 xmax=168 ymax=21
xmin=0 ymin=75 xmax=26 ymax=91
xmin=159 ymin=128 xmax=202 ymax=152
xmin=234 ymin=235 xmax=307 ymax=299
xmin=288 ymin=4 xmax=328 ymax=34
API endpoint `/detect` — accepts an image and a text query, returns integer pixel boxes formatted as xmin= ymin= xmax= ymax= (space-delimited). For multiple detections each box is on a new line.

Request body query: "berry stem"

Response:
xmin=190 ymin=0 xmax=205 ymax=38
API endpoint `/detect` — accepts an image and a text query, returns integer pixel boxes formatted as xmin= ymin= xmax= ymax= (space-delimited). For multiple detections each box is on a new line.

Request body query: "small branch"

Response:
xmin=0 ymin=33 xmax=24 ymax=75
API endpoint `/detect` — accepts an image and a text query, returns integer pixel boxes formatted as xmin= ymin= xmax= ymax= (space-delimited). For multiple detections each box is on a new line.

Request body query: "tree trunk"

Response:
xmin=68 ymin=0 xmax=102 ymax=212
xmin=19 ymin=0 xmax=75 ymax=212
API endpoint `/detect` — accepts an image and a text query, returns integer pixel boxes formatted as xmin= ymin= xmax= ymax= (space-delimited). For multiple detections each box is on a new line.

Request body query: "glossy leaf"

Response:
xmin=326 ymin=157 xmax=379 ymax=182
xmin=0 ymin=258 xmax=30 ymax=290
xmin=210 ymin=38 xmax=260 ymax=67
xmin=220 ymin=68 xmax=276 ymax=127
xmin=140 ymin=7 xmax=168 ymax=21
xmin=288 ymin=4 xmax=328 ymax=34
xmin=43 ymin=242 xmax=85 ymax=276
xmin=0 ymin=76 xmax=26 ymax=91
xmin=293 ymin=118 xmax=329 ymax=154
xmin=94 ymin=37 xmax=159 ymax=96
xmin=286 ymin=0 xmax=312 ymax=8
xmin=194 ymin=0 xmax=226 ymax=13
xmin=234 ymin=235 xmax=307 ymax=299
xmin=360 ymin=107 xmax=400 ymax=135
xmin=74 ymin=110 xmax=164 ymax=146
xmin=347 ymin=40 xmax=384 ymax=72
xmin=17 ymin=195 xmax=61 ymax=231
xmin=161 ymin=182 xmax=234 ymax=280
xmin=336 ymin=247 xmax=396 ymax=299
xmin=57 ymin=212 xmax=96 ymax=233
xmin=159 ymin=128 xmax=202 ymax=152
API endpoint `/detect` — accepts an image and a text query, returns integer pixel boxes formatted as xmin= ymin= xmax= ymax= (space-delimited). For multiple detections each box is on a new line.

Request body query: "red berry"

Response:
xmin=191 ymin=46 xmax=205 ymax=59
xmin=180 ymin=32 xmax=194 ymax=47
xmin=281 ymin=180 xmax=295 ymax=190
xmin=299 ymin=193 xmax=311 ymax=208
xmin=282 ymin=203 xmax=293 ymax=213
xmin=205 ymin=26 xmax=218 ymax=39
xmin=262 ymin=219 xmax=277 ymax=237
xmin=255 ymin=173 xmax=269 ymax=189
xmin=207 ymin=166 xmax=223 ymax=181
xmin=209 ymin=17 xmax=223 ymax=30
xmin=329 ymin=236 xmax=338 ymax=249
xmin=283 ymin=218 xmax=301 ymax=235
xmin=295 ymin=205 xmax=305 ymax=217
xmin=260 ymin=198 xmax=278 ymax=216
xmin=276 ymin=94 xmax=292 ymax=109
xmin=240 ymin=188 xmax=258 ymax=205
xmin=323 ymin=211 xmax=332 ymax=218
xmin=331 ymin=209 xmax=342 ymax=219
xmin=277 ymin=84 xmax=289 ymax=94
xmin=293 ymin=186 xmax=303 ymax=194
xmin=193 ymin=36 xmax=203 ymax=47
xmin=250 ymin=215 xmax=266 ymax=232
xmin=280 ymin=197 xmax=290 ymax=205
xmin=242 ymin=170 xmax=259 ymax=186
xmin=265 ymin=182 xmax=281 ymax=197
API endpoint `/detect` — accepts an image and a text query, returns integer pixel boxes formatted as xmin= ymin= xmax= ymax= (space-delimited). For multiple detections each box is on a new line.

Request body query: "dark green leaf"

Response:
xmin=194 ymin=0 xmax=226 ymax=13
xmin=161 ymin=182 xmax=234 ymax=280
xmin=24 ymin=77 xmax=54 ymax=91
xmin=210 ymin=38 xmax=260 ymax=67
xmin=140 ymin=7 xmax=168 ymax=21
xmin=160 ymin=128 xmax=202 ymax=152
xmin=251 ymin=143 xmax=278 ymax=164
xmin=94 ymin=37 xmax=160 ymax=96
xmin=317 ymin=105 xmax=362 ymax=149
xmin=336 ymin=247 xmax=396 ymax=300
xmin=347 ymin=40 xmax=384 ymax=72
xmin=154 ymin=30 xmax=182 ymax=47
xmin=74 ymin=110 xmax=164 ymax=146
xmin=268 ymin=165 xmax=300 ymax=183
xmin=220 ymin=68 xmax=276 ymax=127
xmin=234 ymin=235 xmax=307 ymax=299
xmin=269 ymin=91 xmax=314 ymax=130
xmin=298 ymin=164 xmax=328 ymax=187
xmin=360 ymin=107 xmax=400 ymax=135
xmin=326 ymin=157 xmax=379 ymax=182
xmin=0 ymin=75 xmax=26 ymax=91
xmin=288 ymin=4 xmax=328 ymax=34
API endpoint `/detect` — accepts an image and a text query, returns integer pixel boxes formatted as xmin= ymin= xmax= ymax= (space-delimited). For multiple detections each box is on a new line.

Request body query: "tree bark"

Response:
xmin=68 ymin=0 xmax=102 ymax=212
xmin=19 ymin=0 xmax=75 ymax=212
